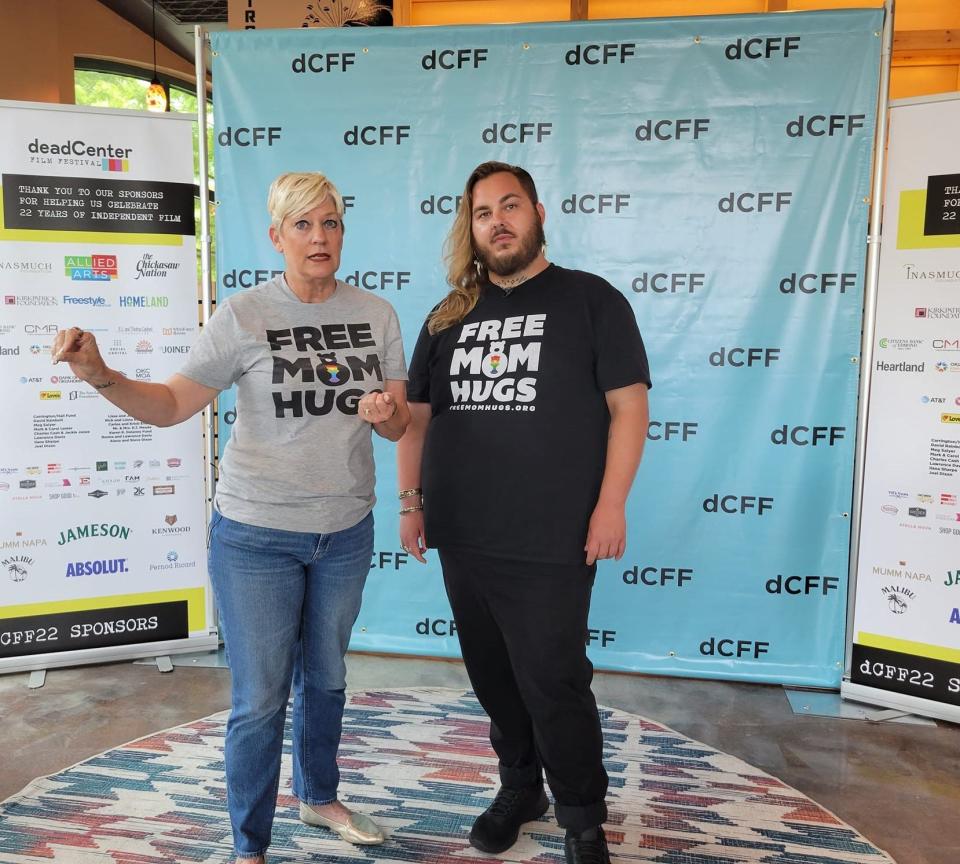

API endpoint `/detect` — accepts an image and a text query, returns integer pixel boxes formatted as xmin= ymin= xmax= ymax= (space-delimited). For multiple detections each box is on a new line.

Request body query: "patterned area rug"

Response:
xmin=0 ymin=688 xmax=895 ymax=864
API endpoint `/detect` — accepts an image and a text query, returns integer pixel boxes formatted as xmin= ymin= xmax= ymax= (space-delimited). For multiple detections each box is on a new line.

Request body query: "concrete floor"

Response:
xmin=1 ymin=653 xmax=958 ymax=864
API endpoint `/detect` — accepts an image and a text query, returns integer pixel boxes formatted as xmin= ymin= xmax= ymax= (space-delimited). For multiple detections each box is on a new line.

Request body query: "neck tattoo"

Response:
xmin=491 ymin=272 xmax=531 ymax=293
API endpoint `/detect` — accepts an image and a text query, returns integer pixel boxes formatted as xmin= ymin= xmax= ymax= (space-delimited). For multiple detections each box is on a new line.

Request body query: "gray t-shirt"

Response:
xmin=181 ymin=275 xmax=407 ymax=533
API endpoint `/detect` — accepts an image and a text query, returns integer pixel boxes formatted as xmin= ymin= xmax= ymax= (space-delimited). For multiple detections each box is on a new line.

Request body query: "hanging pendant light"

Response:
xmin=146 ymin=0 xmax=168 ymax=112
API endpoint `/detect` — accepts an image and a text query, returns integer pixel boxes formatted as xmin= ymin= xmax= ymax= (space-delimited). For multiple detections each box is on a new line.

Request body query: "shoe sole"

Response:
xmin=468 ymin=794 xmax=550 ymax=854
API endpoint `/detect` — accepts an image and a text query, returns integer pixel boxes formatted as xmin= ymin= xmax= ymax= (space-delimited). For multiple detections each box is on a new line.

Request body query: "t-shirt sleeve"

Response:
xmin=593 ymin=286 xmax=652 ymax=392
xmin=178 ymin=300 xmax=245 ymax=391
xmin=382 ymin=305 xmax=408 ymax=381
xmin=406 ymin=320 xmax=434 ymax=403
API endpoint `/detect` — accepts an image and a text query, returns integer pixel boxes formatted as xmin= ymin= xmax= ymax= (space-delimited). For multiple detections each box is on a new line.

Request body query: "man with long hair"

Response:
xmin=397 ymin=162 xmax=650 ymax=864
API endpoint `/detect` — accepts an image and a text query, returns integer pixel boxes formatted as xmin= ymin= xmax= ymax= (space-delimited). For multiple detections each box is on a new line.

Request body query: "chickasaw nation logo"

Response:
xmin=3 ymin=555 xmax=33 ymax=583
xmin=881 ymin=584 xmax=915 ymax=614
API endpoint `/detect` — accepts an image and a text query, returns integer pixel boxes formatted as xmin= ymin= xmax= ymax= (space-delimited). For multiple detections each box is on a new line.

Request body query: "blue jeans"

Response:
xmin=208 ymin=509 xmax=374 ymax=859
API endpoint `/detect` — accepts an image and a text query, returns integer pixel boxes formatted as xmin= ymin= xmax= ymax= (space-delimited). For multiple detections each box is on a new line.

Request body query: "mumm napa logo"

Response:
xmin=57 ymin=523 xmax=131 ymax=545
xmin=267 ymin=324 xmax=382 ymax=418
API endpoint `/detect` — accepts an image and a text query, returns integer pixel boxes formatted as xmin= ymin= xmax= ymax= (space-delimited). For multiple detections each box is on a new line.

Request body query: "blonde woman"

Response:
xmin=52 ymin=172 xmax=409 ymax=864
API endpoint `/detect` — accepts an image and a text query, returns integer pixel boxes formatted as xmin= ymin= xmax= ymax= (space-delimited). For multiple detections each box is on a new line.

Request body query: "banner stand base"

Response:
xmin=133 ymin=645 xmax=228 ymax=669
xmin=784 ymin=687 xmax=936 ymax=725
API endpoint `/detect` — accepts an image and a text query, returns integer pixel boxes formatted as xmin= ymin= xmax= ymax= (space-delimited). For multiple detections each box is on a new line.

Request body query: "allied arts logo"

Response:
xmin=64 ymin=254 xmax=118 ymax=281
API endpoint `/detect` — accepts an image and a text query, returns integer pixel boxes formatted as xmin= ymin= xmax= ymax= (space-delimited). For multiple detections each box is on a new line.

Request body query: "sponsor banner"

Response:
xmin=212 ymin=10 xmax=882 ymax=685
xmin=0 ymin=600 xmax=188 ymax=659
xmin=0 ymin=101 xmax=212 ymax=666
xmin=850 ymin=643 xmax=960 ymax=708
xmin=849 ymin=94 xmax=960 ymax=717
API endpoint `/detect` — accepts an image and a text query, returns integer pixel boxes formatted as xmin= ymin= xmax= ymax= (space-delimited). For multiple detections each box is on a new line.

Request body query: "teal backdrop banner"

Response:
xmin=210 ymin=8 xmax=883 ymax=686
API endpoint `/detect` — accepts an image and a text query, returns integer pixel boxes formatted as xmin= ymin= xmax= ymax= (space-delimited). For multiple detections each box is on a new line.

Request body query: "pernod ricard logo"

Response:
xmin=65 ymin=254 xmax=118 ymax=281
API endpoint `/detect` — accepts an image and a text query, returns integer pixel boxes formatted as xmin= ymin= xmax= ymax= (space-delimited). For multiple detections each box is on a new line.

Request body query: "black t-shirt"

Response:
xmin=407 ymin=264 xmax=652 ymax=564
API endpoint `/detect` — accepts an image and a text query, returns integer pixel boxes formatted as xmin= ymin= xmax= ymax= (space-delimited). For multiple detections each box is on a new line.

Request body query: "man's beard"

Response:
xmin=476 ymin=218 xmax=545 ymax=277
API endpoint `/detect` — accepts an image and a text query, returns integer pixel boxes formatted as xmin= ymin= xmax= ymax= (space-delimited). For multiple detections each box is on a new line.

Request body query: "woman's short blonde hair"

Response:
xmin=267 ymin=172 xmax=345 ymax=230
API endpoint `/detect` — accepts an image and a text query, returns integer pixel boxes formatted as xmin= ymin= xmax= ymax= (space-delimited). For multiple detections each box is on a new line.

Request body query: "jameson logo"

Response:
xmin=135 ymin=253 xmax=180 ymax=279
xmin=449 ymin=314 xmax=544 ymax=411
xmin=57 ymin=523 xmax=131 ymax=545
xmin=267 ymin=325 xmax=382 ymax=418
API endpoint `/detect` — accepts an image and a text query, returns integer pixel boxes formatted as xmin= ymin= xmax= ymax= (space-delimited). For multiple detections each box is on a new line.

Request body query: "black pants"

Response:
xmin=439 ymin=547 xmax=608 ymax=831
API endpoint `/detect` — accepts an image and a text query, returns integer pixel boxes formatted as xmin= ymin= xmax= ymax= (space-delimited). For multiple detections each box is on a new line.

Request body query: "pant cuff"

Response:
xmin=554 ymin=800 xmax=607 ymax=832
xmin=499 ymin=766 xmax=543 ymax=791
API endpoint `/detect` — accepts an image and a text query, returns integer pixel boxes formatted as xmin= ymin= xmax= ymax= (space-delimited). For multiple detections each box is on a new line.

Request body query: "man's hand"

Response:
xmin=584 ymin=501 xmax=626 ymax=566
xmin=399 ymin=509 xmax=428 ymax=563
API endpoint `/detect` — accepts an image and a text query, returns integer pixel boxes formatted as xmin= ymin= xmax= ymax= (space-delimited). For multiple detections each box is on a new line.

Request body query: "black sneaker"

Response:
xmin=564 ymin=826 xmax=610 ymax=864
xmin=468 ymin=785 xmax=549 ymax=853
